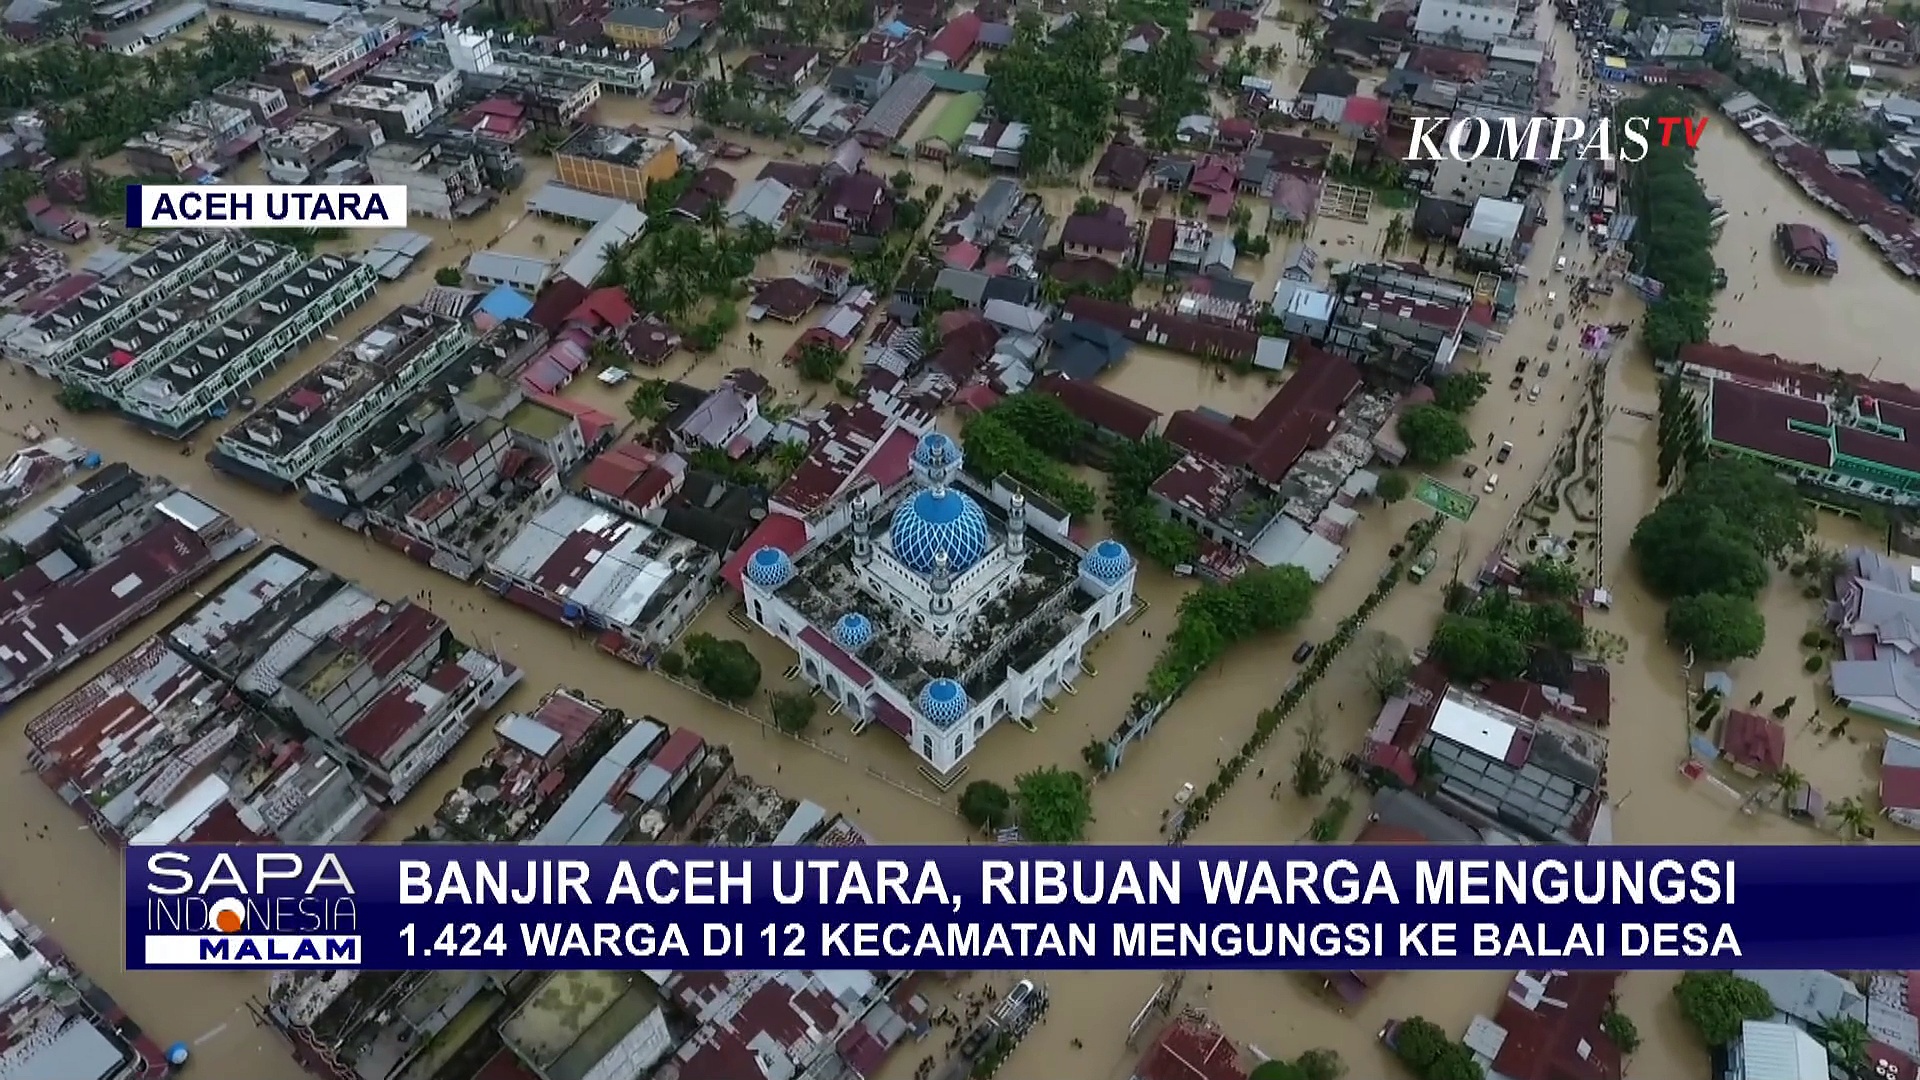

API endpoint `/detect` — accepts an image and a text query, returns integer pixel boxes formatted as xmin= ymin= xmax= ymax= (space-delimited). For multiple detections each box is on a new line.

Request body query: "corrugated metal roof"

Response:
xmin=1740 ymin=1020 xmax=1828 ymax=1080
xmin=2 ymin=1016 xmax=127 ymax=1080
xmin=466 ymin=252 xmax=552 ymax=290
xmin=525 ymin=182 xmax=630 ymax=225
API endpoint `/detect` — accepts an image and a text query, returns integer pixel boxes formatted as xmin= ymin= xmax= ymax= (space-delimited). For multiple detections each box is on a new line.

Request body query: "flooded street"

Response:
xmin=0 ymin=6 xmax=1911 ymax=1080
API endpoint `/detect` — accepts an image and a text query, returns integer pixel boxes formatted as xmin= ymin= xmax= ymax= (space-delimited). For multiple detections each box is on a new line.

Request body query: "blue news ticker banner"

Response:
xmin=128 ymin=845 xmax=1880 ymax=972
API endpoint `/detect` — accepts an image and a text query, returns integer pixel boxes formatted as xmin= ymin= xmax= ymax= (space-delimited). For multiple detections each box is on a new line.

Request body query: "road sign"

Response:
xmin=1415 ymin=475 xmax=1479 ymax=522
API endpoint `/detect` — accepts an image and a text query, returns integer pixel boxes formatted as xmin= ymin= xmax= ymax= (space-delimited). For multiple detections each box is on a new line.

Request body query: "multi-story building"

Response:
xmin=555 ymin=124 xmax=678 ymax=201
xmin=602 ymin=5 xmax=677 ymax=47
xmin=272 ymin=594 xmax=520 ymax=798
xmin=268 ymin=13 xmax=404 ymax=95
xmin=24 ymin=636 xmax=384 ymax=846
xmin=117 ymin=255 xmax=380 ymax=436
xmin=1424 ymin=102 xmax=1539 ymax=203
xmin=123 ymin=98 xmax=256 ymax=177
xmin=64 ymin=239 xmax=305 ymax=395
xmin=4 ymin=231 xmax=230 ymax=375
xmin=211 ymin=306 xmax=472 ymax=490
xmin=482 ymin=494 xmax=719 ymax=653
xmin=366 ymin=140 xmax=492 ymax=219
xmin=331 ymin=81 xmax=435 ymax=137
xmin=1412 ymin=0 xmax=1521 ymax=45
xmin=364 ymin=52 xmax=463 ymax=108
xmin=494 ymin=35 xmax=653 ymax=95
xmin=1321 ymin=261 xmax=1481 ymax=380
xmin=93 ymin=1 xmax=206 ymax=55
xmin=301 ymin=319 xmax=548 ymax=514
xmin=738 ymin=433 xmax=1139 ymax=778
xmin=212 ymin=78 xmax=292 ymax=124
xmin=263 ymin=117 xmax=354 ymax=182
xmin=0 ymin=480 xmax=256 ymax=707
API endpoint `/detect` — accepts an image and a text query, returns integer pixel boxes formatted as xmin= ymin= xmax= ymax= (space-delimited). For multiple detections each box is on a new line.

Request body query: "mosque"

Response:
xmin=739 ymin=432 xmax=1139 ymax=779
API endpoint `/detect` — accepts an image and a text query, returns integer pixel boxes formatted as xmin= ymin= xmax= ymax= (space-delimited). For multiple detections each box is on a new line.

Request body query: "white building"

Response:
xmin=1412 ymin=0 xmax=1520 ymax=46
xmin=1730 ymin=1020 xmax=1827 ymax=1080
xmin=332 ymin=81 xmax=435 ymax=136
xmin=1459 ymin=196 xmax=1526 ymax=262
xmin=741 ymin=432 xmax=1138 ymax=777
xmin=1428 ymin=113 xmax=1525 ymax=203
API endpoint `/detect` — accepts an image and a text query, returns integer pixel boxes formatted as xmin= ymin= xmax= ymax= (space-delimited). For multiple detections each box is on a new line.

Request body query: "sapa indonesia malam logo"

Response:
xmin=1405 ymin=115 xmax=1710 ymax=165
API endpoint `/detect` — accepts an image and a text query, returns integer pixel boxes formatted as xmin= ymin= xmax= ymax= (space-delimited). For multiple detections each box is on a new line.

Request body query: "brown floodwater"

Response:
xmin=0 ymin=8 xmax=1906 ymax=1080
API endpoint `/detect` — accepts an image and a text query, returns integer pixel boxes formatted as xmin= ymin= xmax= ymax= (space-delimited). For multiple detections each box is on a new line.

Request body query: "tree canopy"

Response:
xmin=1014 ymin=766 xmax=1094 ymax=841
xmin=1673 ymin=971 xmax=1775 ymax=1046
xmin=958 ymin=780 xmax=1013 ymax=832
xmin=681 ymin=633 xmax=762 ymax=702
xmin=1145 ymin=565 xmax=1315 ymax=699
xmin=1398 ymin=404 xmax=1475 ymax=466
xmin=1105 ymin=436 xmax=1201 ymax=568
xmin=961 ymin=399 xmax=1098 ymax=517
xmin=985 ymin=13 xmax=1117 ymax=176
xmin=1631 ymin=496 xmax=1771 ymax=600
xmin=1519 ymin=558 xmax=1581 ymax=598
xmin=1428 ymin=591 xmax=1584 ymax=683
xmin=1665 ymin=592 xmax=1767 ymax=662
xmin=1617 ymin=88 xmax=1719 ymax=360
xmin=1376 ymin=471 xmax=1411 ymax=504
xmin=1432 ymin=370 xmax=1491 ymax=414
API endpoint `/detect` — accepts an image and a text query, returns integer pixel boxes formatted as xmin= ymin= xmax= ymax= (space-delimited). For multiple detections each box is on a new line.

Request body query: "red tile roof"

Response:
xmin=800 ymin=625 xmax=875 ymax=687
xmin=1035 ymin=373 xmax=1160 ymax=440
xmin=1882 ymin=756 xmax=1920 ymax=811
xmin=1134 ymin=1017 xmax=1246 ymax=1080
xmin=1490 ymin=971 xmax=1624 ymax=1080
xmin=721 ymin=512 xmax=807 ymax=590
xmin=1706 ymin=379 xmax=1833 ymax=468
xmin=926 ymin=11 xmax=982 ymax=61
xmin=526 ymin=278 xmax=592 ymax=332
xmin=1720 ymin=710 xmax=1786 ymax=773
xmin=568 ymin=286 xmax=634 ymax=329
xmin=772 ymin=404 xmax=906 ymax=518
xmin=1163 ymin=344 xmax=1361 ymax=482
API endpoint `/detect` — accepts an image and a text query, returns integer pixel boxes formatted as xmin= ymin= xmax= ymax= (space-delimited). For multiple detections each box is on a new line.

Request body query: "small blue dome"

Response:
xmin=744 ymin=546 xmax=794 ymax=589
xmin=834 ymin=612 xmax=874 ymax=651
xmin=1082 ymin=539 xmax=1134 ymax=582
xmin=918 ymin=677 xmax=970 ymax=727
xmin=912 ymin=431 xmax=961 ymax=470
xmin=889 ymin=488 xmax=991 ymax=574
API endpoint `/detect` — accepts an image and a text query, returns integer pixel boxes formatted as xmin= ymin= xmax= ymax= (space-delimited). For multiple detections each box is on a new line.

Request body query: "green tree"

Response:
xmin=1664 ymin=593 xmax=1766 ymax=662
xmin=1014 ymin=766 xmax=1094 ymax=841
xmin=770 ymin=690 xmax=816 ymax=734
xmin=1398 ymin=404 xmax=1475 ymax=465
xmin=958 ymin=780 xmax=1013 ymax=832
xmin=991 ymin=394 xmax=1091 ymax=458
xmin=1433 ymin=370 xmax=1491 ymax=413
xmin=1376 ymin=471 xmax=1411 ymax=504
xmin=1532 ymin=602 xmax=1588 ymax=652
xmin=1519 ymin=558 xmax=1581 ymax=598
xmin=1602 ymin=1006 xmax=1641 ymax=1054
xmin=1392 ymin=1017 xmax=1452 ymax=1070
xmin=1429 ymin=614 xmax=1529 ymax=681
xmin=1427 ymin=1043 xmax=1484 ymax=1080
xmin=797 ymin=341 xmax=847 ymax=383
xmin=681 ymin=633 xmax=762 ymax=702
xmin=627 ymin=379 xmax=670 ymax=424
xmin=1631 ymin=496 xmax=1770 ymax=599
xmin=434 ymin=266 xmax=463 ymax=286
xmin=1673 ymin=972 xmax=1774 ymax=1046
xmin=1678 ymin=457 xmax=1813 ymax=558
xmin=1812 ymin=1015 xmax=1870 ymax=1072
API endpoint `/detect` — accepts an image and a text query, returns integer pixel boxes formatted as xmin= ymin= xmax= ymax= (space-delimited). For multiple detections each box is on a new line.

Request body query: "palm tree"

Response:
xmin=626 ymin=379 xmax=670 ymax=424
xmin=1832 ymin=796 xmax=1876 ymax=841
xmin=769 ymin=440 xmax=808 ymax=481
xmin=1772 ymin=764 xmax=1805 ymax=811
xmin=1808 ymin=1016 xmax=1870 ymax=1073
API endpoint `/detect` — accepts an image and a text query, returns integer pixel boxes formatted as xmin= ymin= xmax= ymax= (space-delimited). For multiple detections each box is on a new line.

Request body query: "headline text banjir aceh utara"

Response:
xmin=396 ymin=857 xmax=1743 ymax=962
xmin=400 ymin=855 xmax=1737 ymax=909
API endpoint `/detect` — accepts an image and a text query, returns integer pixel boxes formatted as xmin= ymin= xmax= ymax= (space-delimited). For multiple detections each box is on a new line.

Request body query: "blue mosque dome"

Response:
xmin=918 ymin=678 xmax=970 ymax=727
xmin=912 ymin=431 xmax=962 ymax=470
xmin=1081 ymin=539 xmax=1134 ymax=583
xmin=744 ymin=546 xmax=795 ymax=589
xmin=890 ymin=488 xmax=991 ymax=575
xmin=833 ymin=612 xmax=875 ymax=652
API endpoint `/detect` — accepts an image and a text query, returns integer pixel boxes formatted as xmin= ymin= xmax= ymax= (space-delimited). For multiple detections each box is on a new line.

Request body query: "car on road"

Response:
xmin=1515 ymin=357 xmax=1530 ymax=373
xmin=1537 ymin=360 xmax=1551 ymax=377
xmin=1497 ymin=441 xmax=1514 ymax=463
xmin=1510 ymin=375 xmax=1525 ymax=391
xmin=1483 ymin=473 xmax=1500 ymax=494
xmin=1292 ymin=641 xmax=1316 ymax=663
xmin=1547 ymin=334 xmax=1561 ymax=352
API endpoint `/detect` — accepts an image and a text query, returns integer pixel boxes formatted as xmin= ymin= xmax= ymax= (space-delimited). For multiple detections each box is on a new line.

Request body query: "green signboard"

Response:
xmin=1414 ymin=475 xmax=1479 ymax=522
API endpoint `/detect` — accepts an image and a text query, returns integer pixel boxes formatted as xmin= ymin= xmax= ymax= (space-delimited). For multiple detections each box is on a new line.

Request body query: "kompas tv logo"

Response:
xmin=1404 ymin=115 xmax=1710 ymax=165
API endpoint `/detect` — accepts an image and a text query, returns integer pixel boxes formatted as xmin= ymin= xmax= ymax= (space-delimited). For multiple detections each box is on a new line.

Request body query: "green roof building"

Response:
xmin=918 ymin=92 xmax=984 ymax=155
